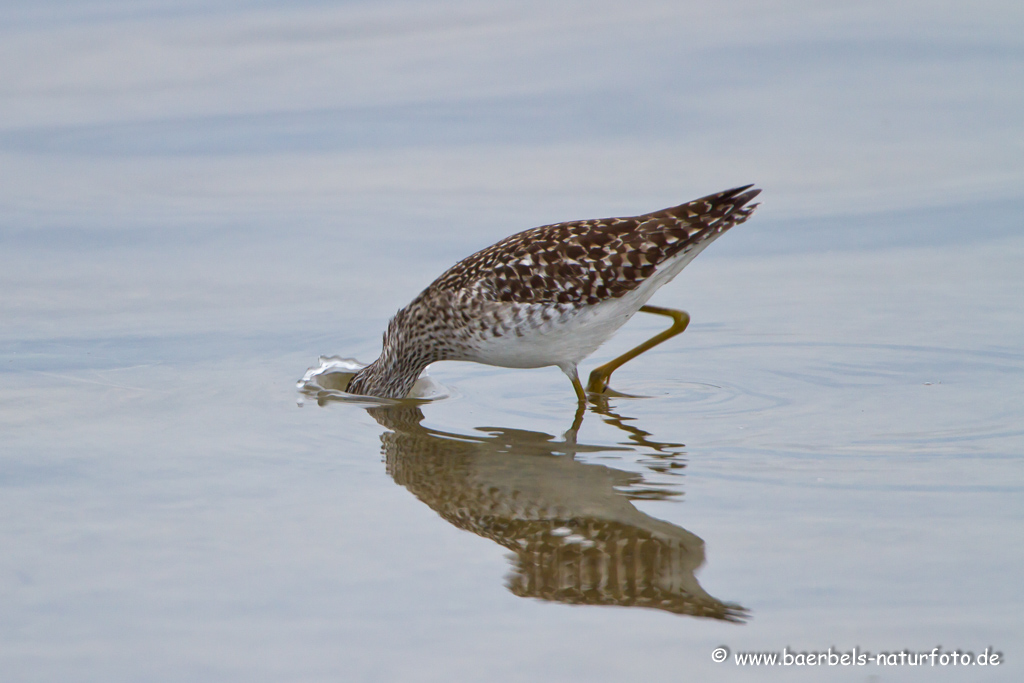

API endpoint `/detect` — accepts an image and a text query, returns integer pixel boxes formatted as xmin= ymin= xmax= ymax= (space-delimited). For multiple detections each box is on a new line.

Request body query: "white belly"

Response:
xmin=464 ymin=295 xmax=645 ymax=369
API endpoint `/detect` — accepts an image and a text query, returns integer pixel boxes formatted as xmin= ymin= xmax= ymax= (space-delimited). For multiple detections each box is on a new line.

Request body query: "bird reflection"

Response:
xmin=365 ymin=402 xmax=746 ymax=622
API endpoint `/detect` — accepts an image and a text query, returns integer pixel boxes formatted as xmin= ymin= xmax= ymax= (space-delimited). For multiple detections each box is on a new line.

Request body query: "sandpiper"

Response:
xmin=347 ymin=185 xmax=760 ymax=401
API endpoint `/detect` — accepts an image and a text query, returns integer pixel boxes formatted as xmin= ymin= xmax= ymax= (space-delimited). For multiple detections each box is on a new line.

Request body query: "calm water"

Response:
xmin=2 ymin=1 xmax=1023 ymax=681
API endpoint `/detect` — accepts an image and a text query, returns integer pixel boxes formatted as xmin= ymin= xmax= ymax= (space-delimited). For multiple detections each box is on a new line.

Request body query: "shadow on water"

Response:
xmin=300 ymin=361 xmax=746 ymax=621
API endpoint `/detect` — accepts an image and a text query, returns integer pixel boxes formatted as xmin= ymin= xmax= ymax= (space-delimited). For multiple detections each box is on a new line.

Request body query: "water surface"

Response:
xmin=2 ymin=1 xmax=1023 ymax=681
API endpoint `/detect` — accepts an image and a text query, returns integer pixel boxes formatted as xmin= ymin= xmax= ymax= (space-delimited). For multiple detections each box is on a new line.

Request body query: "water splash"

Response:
xmin=297 ymin=355 xmax=448 ymax=405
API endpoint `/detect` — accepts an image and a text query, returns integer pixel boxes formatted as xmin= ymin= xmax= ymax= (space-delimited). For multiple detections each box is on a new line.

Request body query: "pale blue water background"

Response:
xmin=2 ymin=1 xmax=1023 ymax=681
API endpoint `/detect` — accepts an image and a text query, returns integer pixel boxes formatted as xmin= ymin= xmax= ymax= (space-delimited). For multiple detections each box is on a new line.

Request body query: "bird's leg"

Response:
xmin=571 ymin=375 xmax=587 ymax=403
xmin=586 ymin=305 xmax=691 ymax=394
xmin=559 ymin=362 xmax=588 ymax=403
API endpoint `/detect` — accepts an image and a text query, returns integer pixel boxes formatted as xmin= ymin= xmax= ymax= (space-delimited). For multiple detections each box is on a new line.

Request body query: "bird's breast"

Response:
xmin=461 ymin=297 xmax=642 ymax=369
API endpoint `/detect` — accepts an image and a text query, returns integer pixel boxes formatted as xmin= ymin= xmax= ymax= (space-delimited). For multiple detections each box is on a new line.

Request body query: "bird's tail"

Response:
xmin=648 ymin=184 xmax=761 ymax=231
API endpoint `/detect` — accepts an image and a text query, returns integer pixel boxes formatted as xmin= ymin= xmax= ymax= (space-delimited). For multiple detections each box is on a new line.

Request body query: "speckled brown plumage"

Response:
xmin=434 ymin=184 xmax=760 ymax=306
xmin=348 ymin=185 xmax=761 ymax=399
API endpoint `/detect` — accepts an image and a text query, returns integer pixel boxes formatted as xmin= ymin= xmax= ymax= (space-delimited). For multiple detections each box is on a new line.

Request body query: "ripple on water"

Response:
xmin=673 ymin=340 xmax=1024 ymax=460
xmin=617 ymin=377 xmax=792 ymax=419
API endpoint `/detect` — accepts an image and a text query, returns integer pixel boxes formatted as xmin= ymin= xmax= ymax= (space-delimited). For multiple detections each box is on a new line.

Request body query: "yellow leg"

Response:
xmin=586 ymin=305 xmax=691 ymax=394
xmin=560 ymin=362 xmax=588 ymax=403
xmin=571 ymin=374 xmax=587 ymax=403
xmin=557 ymin=360 xmax=589 ymax=403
